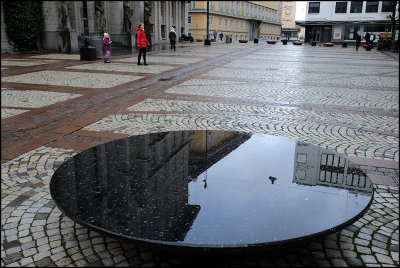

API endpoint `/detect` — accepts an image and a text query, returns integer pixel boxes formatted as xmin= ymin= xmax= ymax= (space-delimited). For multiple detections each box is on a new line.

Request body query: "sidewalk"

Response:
xmin=1 ymin=42 xmax=399 ymax=267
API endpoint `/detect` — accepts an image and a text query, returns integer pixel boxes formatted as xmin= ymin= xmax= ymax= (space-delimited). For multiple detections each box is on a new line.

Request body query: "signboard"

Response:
xmin=281 ymin=2 xmax=296 ymax=29
xmin=333 ymin=27 xmax=342 ymax=39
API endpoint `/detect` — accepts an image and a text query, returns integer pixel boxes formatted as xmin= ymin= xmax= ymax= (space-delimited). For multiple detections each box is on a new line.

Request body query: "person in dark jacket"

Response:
xmin=364 ymin=32 xmax=370 ymax=47
xmin=136 ymin=23 xmax=150 ymax=65
xmin=169 ymin=27 xmax=177 ymax=52
xmin=355 ymin=31 xmax=361 ymax=51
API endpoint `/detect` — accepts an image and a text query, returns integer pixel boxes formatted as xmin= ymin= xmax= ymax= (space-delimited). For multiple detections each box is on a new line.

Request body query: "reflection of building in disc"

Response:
xmin=293 ymin=141 xmax=372 ymax=194
xmin=188 ymin=130 xmax=251 ymax=182
xmin=51 ymin=131 xmax=201 ymax=242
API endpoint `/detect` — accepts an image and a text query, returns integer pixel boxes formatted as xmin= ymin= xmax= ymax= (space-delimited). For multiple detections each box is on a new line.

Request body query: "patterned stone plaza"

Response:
xmin=1 ymin=41 xmax=399 ymax=266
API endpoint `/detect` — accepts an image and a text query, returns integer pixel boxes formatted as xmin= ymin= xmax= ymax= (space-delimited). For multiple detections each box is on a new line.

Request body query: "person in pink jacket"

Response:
xmin=103 ymin=33 xmax=112 ymax=63
xmin=136 ymin=23 xmax=150 ymax=65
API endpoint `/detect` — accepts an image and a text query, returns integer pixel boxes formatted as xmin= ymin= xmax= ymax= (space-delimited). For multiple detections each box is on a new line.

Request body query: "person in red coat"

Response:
xmin=136 ymin=23 xmax=150 ymax=65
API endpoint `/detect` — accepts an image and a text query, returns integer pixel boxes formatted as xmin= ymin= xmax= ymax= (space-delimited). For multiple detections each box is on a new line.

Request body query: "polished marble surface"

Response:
xmin=50 ymin=130 xmax=373 ymax=250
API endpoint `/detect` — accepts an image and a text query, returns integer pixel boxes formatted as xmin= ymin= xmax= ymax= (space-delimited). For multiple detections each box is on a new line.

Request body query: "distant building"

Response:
xmin=188 ymin=1 xmax=282 ymax=42
xmin=296 ymin=1 xmax=398 ymax=44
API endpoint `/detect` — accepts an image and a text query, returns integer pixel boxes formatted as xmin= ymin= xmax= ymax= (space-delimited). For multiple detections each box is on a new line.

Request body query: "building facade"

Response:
xmin=281 ymin=1 xmax=299 ymax=40
xmin=296 ymin=1 xmax=399 ymax=44
xmin=188 ymin=1 xmax=282 ymax=42
xmin=1 ymin=1 xmax=189 ymax=54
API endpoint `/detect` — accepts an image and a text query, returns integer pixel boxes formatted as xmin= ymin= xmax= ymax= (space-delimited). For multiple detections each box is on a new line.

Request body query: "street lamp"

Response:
xmin=205 ymin=1 xmax=211 ymax=45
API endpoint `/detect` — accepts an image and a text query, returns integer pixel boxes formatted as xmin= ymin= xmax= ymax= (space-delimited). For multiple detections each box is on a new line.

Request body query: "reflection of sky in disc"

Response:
xmin=185 ymin=134 xmax=370 ymax=245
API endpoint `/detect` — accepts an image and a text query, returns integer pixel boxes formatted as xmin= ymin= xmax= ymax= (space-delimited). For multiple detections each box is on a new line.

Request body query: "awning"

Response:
xmin=295 ymin=20 xmax=391 ymax=27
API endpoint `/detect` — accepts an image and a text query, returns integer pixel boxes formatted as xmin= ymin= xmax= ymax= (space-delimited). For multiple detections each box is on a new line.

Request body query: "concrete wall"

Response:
xmin=1 ymin=3 xmax=13 ymax=53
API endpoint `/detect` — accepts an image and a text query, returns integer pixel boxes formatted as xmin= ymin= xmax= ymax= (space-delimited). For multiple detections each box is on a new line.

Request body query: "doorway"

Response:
xmin=321 ymin=26 xmax=332 ymax=43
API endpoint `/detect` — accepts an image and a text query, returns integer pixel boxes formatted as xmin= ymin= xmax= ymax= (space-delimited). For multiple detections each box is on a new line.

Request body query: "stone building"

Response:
xmin=1 ymin=1 xmax=190 ymax=54
xmin=188 ymin=1 xmax=282 ymax=42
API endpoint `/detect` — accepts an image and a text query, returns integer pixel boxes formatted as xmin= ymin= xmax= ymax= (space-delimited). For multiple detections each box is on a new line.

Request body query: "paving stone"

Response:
xmin=361 ymin=254 xmax=378 ymax=263
xmin=1 ymin=43 xmax=398 ymax=268
xmin=330 ymin=258 xmax=348 ymax=267
xmin=375 ymin=253 xmax=394 ymax=264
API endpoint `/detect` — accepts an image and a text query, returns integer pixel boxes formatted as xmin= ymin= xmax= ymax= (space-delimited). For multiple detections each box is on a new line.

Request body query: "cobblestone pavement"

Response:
xmin=1 ymin=42 xmax=399 ymax=267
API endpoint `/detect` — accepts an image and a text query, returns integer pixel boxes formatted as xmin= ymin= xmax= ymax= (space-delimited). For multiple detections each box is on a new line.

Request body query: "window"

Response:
xmin=364 ymin=25 xmax=387 ymax=33
xmin=366 ymin=1 xmax=378 ymax=12
xmin=296 ymin=170 xmax=306 ymax=180
xmin=225 ymin=19 xmax=228 ymax=26
xmin=171 ymin=2 xmax=175 ymax=18
xmin=350 ymin=1 xmax=363 ymax=13
xmin=219 ymin=18 xmax=222 ymax=27
xmin=210 ymin=1 xmax=215 ymax=11
xmin=382 ymin=1 xmax=393 ymax=12
xmin=161 ymin=2 xmax=166 ymax=15
xmin=344 ymin=25 xmax=359 ymax=40
xmin=188 ymin=16 xmax=192 ymax=24
xmin=161 ymin=25 xmax=166 ymax=39
xmin=335 ymin=2 xmax=347 ymax=13
xmin=219 ymin=1 xmax=223 ymax=11
xmin=309 ymin=2 xmax=320 ymax=13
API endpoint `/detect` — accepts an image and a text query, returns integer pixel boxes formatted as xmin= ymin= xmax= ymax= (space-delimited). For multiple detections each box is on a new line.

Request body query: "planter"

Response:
xmin=196 ymin=39 xmax=203 ymax=42
xmin=323 ymin=43 xmax=335 ymax=47
xmin=239 ymin=40 xmax=248 ymax=43
xmin=363 ymin=44 xmax=374 ymax=50
xmin=267 ymin=41 xmax=277 ymax=44
xmin=293 ymin=41 xmax=303 ymax=45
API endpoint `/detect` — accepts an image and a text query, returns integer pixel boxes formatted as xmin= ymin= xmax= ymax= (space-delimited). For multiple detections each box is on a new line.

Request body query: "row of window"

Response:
xmin=192 ymin=1 xmax=279 ymax=22
xmin=309 ymin=1 xmax=394 ymax=14
xmin=201 ymin=34 xmax=280 ymax=41
xmin=188 ymin=16 xmax=279 ymax=34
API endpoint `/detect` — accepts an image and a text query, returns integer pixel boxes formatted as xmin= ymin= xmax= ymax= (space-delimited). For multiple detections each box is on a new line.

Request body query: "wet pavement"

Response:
xmin=1 ymin=41 xmax=399 ymax=267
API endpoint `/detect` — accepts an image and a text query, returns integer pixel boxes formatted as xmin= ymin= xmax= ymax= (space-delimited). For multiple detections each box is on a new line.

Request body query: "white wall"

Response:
xmin=305 ymin=1 xmax=396 ymax=22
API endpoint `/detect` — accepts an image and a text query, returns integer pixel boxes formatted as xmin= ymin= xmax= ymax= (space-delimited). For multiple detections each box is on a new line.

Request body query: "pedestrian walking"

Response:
xmin=355 ymin=31 xmax=361 ymax=51
xmin=103 ymin=33 xmax=112 ymax=63
xmin=136 ymin=22 xmax=150 ymax=65
xmin=213 ymin=29 xmax=217 ymax=41
xmin=169 ymin=27 xmax=177 ymax=52
xmin=364 ymin=32 xmax=370 ymax=46
xmin=370 ymin=32 xmax=376 ymax=48
xmin=219 ymin=32 xmax=223 ymax=41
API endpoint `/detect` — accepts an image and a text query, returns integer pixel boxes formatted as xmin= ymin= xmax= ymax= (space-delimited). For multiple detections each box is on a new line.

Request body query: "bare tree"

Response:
xmin=387 ymin=1 xmax=399 ymax=40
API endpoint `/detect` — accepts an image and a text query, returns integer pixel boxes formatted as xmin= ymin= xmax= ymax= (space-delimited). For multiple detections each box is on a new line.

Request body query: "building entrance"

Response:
xmin=321 ymin=26 xmax=332 ymax=43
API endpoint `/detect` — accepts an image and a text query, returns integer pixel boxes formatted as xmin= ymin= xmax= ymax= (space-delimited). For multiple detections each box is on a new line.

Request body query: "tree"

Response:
xmin=3 ymin=1 xmax=43 ymax=52
xmin=386 ymin=1 xmax=399 ymax=40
